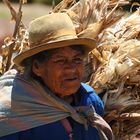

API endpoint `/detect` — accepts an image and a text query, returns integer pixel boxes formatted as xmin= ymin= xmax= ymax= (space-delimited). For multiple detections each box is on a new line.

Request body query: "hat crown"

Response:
xmin=28 ymin=13 xmax=76 ymax=45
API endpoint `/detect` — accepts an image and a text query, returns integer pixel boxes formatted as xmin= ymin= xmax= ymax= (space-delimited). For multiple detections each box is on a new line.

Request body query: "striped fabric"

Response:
xmin=0 ymin=69 xmax=113 ymax=140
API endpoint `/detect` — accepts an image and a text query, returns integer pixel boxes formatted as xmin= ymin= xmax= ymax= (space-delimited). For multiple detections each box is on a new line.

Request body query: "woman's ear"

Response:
xmin=32 ymin=60 xmax=42 ymax=77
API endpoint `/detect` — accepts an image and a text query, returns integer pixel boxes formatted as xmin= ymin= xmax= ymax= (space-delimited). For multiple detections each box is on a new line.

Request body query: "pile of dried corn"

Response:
xmin=88 ymin=3 xmax=140 ymax=140
xmin=0 ymin=0 xmax=28 ymax=74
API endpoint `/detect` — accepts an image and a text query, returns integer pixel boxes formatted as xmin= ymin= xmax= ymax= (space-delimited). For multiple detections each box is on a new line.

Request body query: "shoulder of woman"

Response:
xmin=81 ymin=83 xmax=104 ymax=116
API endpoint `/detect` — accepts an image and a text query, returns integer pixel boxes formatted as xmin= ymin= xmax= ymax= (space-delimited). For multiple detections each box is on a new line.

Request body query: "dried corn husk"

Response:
xmin=52 ymin=0 xmax=125 ymax=40
xmin=52 ymin=0 xmax=76 ymax=13
xmin=90 ymin=40 xmax=140 ymax=93
xmin=88 ymin=6 xmax=140 ymax=139
xmin=89 ymin=9 xmax=140 ymax=76
xmin=0 ymin=0 xmax=28 ymax=74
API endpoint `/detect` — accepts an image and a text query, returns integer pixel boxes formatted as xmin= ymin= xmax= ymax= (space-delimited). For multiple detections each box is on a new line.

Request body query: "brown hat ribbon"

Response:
xmin=30 ymin=29 xmax=77 ymax=48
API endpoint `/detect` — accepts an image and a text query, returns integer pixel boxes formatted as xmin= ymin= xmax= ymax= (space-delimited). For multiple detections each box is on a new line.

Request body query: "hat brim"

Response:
xmin=13 ymin=38 xmax=96 ymax=66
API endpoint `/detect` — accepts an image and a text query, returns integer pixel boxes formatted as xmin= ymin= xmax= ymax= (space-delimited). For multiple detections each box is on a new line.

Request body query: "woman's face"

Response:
xmin=32 ymin=46 xmax=84 ymax=97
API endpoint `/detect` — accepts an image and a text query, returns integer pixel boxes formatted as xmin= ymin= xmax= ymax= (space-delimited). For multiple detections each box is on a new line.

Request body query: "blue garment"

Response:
xmin=0 ymin=83 xmax=104 ymax=140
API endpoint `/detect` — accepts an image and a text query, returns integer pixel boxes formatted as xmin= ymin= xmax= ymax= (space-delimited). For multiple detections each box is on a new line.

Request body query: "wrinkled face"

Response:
xmin=32 ymin=46 xmax=84 ymax=97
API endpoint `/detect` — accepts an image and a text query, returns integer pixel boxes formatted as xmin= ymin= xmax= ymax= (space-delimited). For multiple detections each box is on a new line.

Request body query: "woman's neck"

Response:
xmin=61 ymin=95 xmax=74 ymax=104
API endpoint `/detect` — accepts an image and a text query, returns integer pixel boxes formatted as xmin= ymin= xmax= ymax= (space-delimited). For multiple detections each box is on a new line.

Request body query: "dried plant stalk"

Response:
xmin=1 ymin=0 xmax=28 ymax=74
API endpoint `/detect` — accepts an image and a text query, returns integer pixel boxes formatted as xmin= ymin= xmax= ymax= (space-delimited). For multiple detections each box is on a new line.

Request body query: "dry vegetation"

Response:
xmin=1 ymin=0 xmax=140 ymax=139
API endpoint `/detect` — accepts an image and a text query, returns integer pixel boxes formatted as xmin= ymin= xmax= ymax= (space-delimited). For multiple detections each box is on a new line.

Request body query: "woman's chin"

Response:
xmin=58 ymin=86 xmax=80 ymax=97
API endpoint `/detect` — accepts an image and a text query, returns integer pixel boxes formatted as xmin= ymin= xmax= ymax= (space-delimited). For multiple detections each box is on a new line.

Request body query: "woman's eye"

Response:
xmin=73 ymin=58 xmax=83 ymax=63
xmin=54 ymin=59 xmax=65 ymax=64
xmin=53 ymin=57 xmax=83 ymax=65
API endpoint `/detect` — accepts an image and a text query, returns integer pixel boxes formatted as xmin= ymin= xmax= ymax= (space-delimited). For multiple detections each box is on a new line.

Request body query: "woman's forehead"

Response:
xmin=50 ymin=46 xmax=83 ymax=58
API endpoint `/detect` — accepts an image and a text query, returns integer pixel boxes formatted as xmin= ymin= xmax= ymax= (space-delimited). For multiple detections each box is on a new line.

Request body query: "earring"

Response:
xmin=36 ymin=73 xmax=40 ymax=77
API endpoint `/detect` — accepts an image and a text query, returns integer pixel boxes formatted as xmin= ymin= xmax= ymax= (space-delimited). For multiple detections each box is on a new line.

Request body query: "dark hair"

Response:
xmin=70 ymin=45 xmax=85 ymax=55
xmin=22 ymin=49 xmax=54 ymax=67
xmin=21 ymin=49 xmax=55 ymax=83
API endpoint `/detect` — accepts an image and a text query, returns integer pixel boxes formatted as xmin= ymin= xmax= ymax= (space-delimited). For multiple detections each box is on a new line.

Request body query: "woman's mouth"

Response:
xmin=64 ymin=77 xmax=79 ymax=81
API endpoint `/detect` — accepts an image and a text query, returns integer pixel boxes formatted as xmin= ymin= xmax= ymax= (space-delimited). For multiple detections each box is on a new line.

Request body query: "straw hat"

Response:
xmin=13 ymin=13 xmax=96 ymax=66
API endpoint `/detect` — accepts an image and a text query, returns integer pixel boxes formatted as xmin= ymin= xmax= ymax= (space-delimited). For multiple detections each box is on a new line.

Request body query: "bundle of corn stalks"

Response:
xmin=0 ymin=0 xmax=28 ymax=75
xmin=88 ymin=4 xmax=140 ymax=140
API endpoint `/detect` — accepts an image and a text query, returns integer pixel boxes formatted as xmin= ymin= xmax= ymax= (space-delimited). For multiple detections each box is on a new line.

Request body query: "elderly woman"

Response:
xmin=0 ymin=13 xmax=113 ymax=140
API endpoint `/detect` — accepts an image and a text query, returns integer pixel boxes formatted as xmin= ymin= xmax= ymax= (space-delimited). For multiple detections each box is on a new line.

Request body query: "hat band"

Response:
xmin=30 ymin=29 xmax=77 ymax=48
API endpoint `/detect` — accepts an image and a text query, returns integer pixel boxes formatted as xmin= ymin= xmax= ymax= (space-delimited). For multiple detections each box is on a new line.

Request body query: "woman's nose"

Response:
xmin=64 ymin=60 xmax=77 ymax=71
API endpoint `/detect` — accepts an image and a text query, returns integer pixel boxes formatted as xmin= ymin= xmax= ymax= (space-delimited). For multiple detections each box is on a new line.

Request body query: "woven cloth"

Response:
xmin=0 ymin=70 xmax=114 ymax=140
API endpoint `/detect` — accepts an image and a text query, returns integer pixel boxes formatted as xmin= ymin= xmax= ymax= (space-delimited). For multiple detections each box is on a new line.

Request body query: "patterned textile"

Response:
xmin=0 ymin=70 xmax=113 ymax=140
